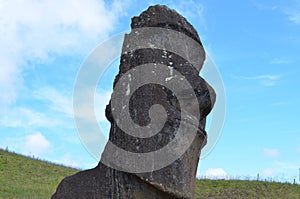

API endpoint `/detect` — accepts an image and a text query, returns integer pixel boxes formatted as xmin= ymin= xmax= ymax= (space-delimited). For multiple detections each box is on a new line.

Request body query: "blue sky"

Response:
xmin=1 ymin=0 xmax=300 ymax=182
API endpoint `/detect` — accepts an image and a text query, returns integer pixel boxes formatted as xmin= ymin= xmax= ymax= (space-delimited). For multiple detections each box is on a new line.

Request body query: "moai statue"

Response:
xmin=52 ymin=5 xmax=215 ymax=199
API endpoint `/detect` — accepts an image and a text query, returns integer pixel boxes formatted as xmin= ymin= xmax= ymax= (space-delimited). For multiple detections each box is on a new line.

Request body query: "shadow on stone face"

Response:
xmin=52 ymin=4 xmax=215 ymax=199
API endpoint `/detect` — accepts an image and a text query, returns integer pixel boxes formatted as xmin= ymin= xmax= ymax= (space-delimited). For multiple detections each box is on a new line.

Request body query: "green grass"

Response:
xmin=0 ymin=149 xmax=79 ymax=199
xmin=195 ymin=179 xmax=300 ymax=199
xmin=1 ymin=148 xmax=300 ymax=199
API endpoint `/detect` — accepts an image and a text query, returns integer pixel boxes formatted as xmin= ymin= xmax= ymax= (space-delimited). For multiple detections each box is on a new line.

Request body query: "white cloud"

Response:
xmin=95 ymin=90 xmax=112 ymax=122
xmin=168 ymin=0 xmax=206 ymax=29
xmin=72 ymin=88 xmax=111 ymax=122
xmin=23 ymin=132 xmax=51 ymax=156
xmin=234 ymin=74 xmax=281 ymax=86
xmin=261 ymin=168 xmax=274 ymax=178
xmin=204 ymin=168 xmax=228 ymax=179
xmin=34 ymin=87 xmax=73 ymax=116
xmin=297 ymin=147 xmax=300 ymax=153
xmin=0 ymin=0 xmax=127 ymax=111
xmin=32 ymin=86 xmax=111 ymax=132
xmin=270 ymin=58 xmax=292 ymax=65
xmin=262 ymin=148 xmax=281 ymax=158
xmin=52 ymin=153 xmax=98 ymax=169
xmin=283 ymin=2 xmax=300 ymax=25
xmin=0 ymin=107 xmax=61 ymax=128
xmin=287 ymin=11 xmax=300 ymax=24
xmin=58 ymin=154 xmax=81 ymax=168
xmin=275 ymin=161 xmax=299 ymax=170
xmin=260 ymin=167 xmax=299 ymax=182
xmin=253 ymin=2 xmax=277 ymax=11
xmin=246 ymin=75 xmax=280 ymax=81
xmin=171 ymin=0 xmax=204 ymax=18
xmin=284 ymin=130 xmax=299 ymax=134
xmin=0 ymin=56 xmax=23 ymax=113
xmin=32 ymin=85 xmax=111 ymax=125
xmin=270 ymin=102 xmax=286 ymax=106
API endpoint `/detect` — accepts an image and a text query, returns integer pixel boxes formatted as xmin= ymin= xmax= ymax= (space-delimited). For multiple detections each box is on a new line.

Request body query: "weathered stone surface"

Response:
xmin=52 ymin=5 xmax=215 ymax=199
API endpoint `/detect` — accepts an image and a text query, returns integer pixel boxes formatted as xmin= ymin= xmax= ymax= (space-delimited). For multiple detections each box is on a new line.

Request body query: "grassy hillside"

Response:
xmin=195 ymin=179 xmax=300 ymax=199
xmin=1 ymin=149 xmax=300 ymax=199
xmin=0 ymin=149 xmax=79 ymax=199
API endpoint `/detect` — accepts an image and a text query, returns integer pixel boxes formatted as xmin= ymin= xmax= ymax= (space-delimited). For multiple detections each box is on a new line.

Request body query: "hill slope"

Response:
xmin=195 ymin=179 xmax=300 ymax=198
xmin=0 ymin=149 xmax=79 ymax=198
xmin=1 ymin=149 xmax=300 ymax=199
